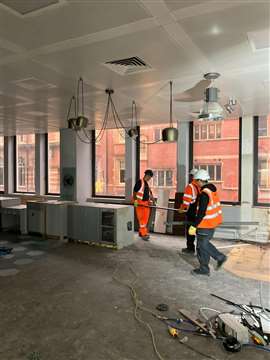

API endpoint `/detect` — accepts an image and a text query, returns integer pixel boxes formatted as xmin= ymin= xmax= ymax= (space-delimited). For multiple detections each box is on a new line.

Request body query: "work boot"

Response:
xmin=216 ymin=255 xmax=228 ymax=270
xmin=142 ymin=235 xmax=150 ymax=241
xmin=181 ymin=248 xmax=195 ymax=255
xmin=191 ymin=268 xmax=210 ymax=276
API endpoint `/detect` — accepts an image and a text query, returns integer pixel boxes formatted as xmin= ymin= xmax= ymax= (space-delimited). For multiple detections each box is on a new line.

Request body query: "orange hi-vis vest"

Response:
xmin=197 ymin=188 xmax=222 ymax=229
xmin=133 ymin=179 xmax=152 ymax=202
xmin=181 ymin=180 xmax=200 ymax=210
xmin=134 ymin=179 xmax=145 ymax=200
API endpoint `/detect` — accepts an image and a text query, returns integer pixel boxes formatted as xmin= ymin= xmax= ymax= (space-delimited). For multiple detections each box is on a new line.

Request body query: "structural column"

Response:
xmin=125 ymin=133 xmax=136 ymax=201
xmin=60 ymin=129 xmax=91 ymax=202
xmin=177 ymin=121 xmax=190 ymax=192
xmin=240 ymin=115 xmax=254 ymax=221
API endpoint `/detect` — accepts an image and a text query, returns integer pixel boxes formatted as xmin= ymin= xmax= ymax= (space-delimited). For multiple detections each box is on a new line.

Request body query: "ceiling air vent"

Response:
xmin=103 ymin=56 xmax=152 ymax=76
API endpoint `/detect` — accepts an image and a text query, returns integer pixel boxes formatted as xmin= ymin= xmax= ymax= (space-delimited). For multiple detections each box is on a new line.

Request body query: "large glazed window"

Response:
xmin=193 ymin=119 xmax=241 ymax=203
xmin=16 ymin=134 xmax=35 ymax=192
xmin=139 ymin=124 xmax=177 ymax=199
xmin=94 ymin=129 xmax=125 ymax=197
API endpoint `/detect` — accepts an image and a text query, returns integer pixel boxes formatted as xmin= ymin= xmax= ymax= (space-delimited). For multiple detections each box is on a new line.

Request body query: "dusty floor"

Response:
xmin=0 ymin=231 xmax=269 ymax=360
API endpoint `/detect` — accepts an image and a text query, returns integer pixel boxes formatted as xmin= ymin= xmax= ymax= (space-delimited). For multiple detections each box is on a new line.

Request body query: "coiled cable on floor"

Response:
xmin=112 ymin=263 xmax=165 ymax=360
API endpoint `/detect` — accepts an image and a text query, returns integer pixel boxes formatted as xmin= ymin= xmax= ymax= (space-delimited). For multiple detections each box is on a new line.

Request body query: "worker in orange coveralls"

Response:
xmin=133 ymin=169 xmax=155 ymax=241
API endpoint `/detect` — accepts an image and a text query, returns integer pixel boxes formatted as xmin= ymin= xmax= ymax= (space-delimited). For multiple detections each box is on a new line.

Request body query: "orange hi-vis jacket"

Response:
xmin=181 ymin=180 xmax=200 ymax=210
xmin=197 ymin=188 xmax=222 ymax=229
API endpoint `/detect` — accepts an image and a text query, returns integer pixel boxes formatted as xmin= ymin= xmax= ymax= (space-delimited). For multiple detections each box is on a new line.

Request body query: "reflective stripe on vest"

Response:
xmin=135 ymin=179 xmax=145 ymax=200
xmin=182 ymin=182 xmax=199 ymax=206
xmin=198 ymin=188 xmax=222 ymax=229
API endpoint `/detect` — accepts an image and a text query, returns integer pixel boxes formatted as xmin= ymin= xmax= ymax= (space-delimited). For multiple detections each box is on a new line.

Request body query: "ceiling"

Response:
xmin=0 ymin=0 xmax=269 ymax=135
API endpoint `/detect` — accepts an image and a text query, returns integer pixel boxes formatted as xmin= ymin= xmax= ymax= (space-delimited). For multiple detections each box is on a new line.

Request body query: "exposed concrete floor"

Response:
xmin=0 ymin=232 xmax=269 ymax=360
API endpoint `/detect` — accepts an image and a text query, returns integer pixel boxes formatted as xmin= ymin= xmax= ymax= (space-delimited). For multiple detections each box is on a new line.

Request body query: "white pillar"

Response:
xmin=240 ymin=115 xmax=254 ymax=221
xmin=177 ymin=121 xmax=190 ymax=192
xmin=60 ymin=129 xmax=91 ymax=202
xmin=125 ymin=133 xmax=136 ymax=201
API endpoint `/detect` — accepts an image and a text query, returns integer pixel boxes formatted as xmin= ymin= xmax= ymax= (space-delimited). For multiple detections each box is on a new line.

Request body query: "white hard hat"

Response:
xmin=189 ymin=168 xmax=198 ymax=176
xmin=194 ymin=169 xmax=210 ymax=181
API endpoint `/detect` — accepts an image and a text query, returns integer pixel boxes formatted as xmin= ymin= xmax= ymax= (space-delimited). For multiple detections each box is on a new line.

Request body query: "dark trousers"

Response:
xmin=196 ymin=228 xmax=225 ymax=273
xmin=185 ymin=214 xmax=195 ymax=251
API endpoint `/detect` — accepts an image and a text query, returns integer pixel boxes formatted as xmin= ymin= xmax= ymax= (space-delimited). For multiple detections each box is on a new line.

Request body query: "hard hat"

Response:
xmin=189 ymin=168 xmax=198 ymax=176
xmin=194 ymin=169 xmax=210 ymax=181
xmin=144 ymin=169 xmax=153 ymax=177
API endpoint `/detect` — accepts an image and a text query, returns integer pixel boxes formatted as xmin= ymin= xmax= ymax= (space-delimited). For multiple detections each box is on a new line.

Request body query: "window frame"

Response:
xmin=253 ymin=116 xmax=270 ymax=207
xmin=45 ymin=133 xmax=60 ymax=196
xmin=191 ymin=118 xmax=242 ymax=205
xmin=91 ymin=130 xmax=125 ymax=199
xmin=14 ymin=136 xmax=35 ymax=194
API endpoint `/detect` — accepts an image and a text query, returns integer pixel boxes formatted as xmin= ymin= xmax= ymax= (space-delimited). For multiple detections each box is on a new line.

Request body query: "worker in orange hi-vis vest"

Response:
xmin=133 ymin=169 xmax=155 ymax=241
xmin=179 ymin=168 xmax=200 ymax=254
xmin=188 ymin=169 xmax=227 ymax=276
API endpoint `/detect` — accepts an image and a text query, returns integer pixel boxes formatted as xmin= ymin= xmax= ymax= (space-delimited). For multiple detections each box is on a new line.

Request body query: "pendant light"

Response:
xmin=162 ymin=81 xmax=178 ymax=142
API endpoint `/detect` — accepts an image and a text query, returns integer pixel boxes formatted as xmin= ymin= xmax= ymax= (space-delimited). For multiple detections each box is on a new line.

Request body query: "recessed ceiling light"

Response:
xmin=210 ymin=25 xmax=222 ymax=36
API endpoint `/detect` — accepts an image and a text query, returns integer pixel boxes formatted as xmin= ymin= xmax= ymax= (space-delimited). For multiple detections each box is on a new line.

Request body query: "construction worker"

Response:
xmin=189 ymin=169 xmax=227 ymax=276
xmin=179 ymin=168 xmax=200 ymax=254
xmin=133 ymin=169 xmax=155 ymax=241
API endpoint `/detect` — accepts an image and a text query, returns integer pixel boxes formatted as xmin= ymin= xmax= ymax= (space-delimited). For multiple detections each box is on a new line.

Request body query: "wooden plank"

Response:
xmin=153 ymin=189 xmax=170 ymax=234
xmin=178 ymin=308 xmax=216 ymax=338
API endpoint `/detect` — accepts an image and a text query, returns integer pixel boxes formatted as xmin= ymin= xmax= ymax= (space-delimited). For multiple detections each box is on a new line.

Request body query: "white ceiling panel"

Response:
xmin=0 ymin=0 xmax=150 ymax=50
xmin=164 ymin=0 xmax=206 ymax=12
xmin=35 ymin=27 xmax=195 ymax=91
xmin=179 ymin=2 xmax=270 ymax=67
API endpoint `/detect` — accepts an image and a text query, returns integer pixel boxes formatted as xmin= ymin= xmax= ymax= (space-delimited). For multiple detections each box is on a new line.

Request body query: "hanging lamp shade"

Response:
xmin=162 ymin=81 xmax=178 ymax=142
xmin=162 ymin=127 xmax=178 ymax=142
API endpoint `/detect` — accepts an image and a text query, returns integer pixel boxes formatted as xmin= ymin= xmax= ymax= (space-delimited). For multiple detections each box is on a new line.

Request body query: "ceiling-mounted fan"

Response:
xmin=174 ymin=72 xmax=240 ymax=120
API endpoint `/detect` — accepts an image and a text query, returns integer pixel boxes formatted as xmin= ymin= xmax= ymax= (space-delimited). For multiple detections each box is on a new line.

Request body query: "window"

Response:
xmin=258 ymin=159 xmax=268 ymax=188
xmin=208 ymin=124 xmax=215 ymax=139
xmin=153 ymin=170 xmax=173 ymax=187
xmin=16 ymin=134 xmax=35 ymax=192
xmin=254 ymin=115 xmax=270 ymax=206
xmin=0 ymin=136 xmax=4 ymax=192
xmin=117 ymin=129 xmax=125 ymax=144
xmin=140 ymin=124 xmax=177 ymax=199
xmin=140 ymin=135 xmax=147 ymax=160
xmin=197 ymin=164 xmax=222 ymax=181
xmin=47 ymin=132 xmax=60 ymax=194
xmin=193 ymin=118 xmax=241 ymax=203
xmin=154 ymin=128 xmax=162 ymax=142
xmin=194 ymin=124 xmax=200 ymax=140
xmin=258 ymin=116 xmax=267 ymax=137
xmin=94 ymin=129 xmax=125 ymax=197
xmin=118 ymin=159 xmax=125 ymax=184
xmin=201 ymin=124 xmax=207 ymax=139
xmin=193 ymin=122 xmax=222 ymax=140
xmin=18 ymin=157 xmax=25 ymax=187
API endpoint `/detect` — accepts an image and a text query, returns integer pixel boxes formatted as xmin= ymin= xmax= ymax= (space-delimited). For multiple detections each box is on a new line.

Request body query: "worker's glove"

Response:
xmin=188 ymin=226 xmax=197 ymax=236
xmin=178 ymin=208 xmax=186 ymax=214
xmin=134 ymin=200 xmax=138 ymax=207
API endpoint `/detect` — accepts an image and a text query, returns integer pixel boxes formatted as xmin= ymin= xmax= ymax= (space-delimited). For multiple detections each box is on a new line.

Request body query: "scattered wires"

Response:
xmin=113 ymin=263 xmax=165 ymax=360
